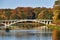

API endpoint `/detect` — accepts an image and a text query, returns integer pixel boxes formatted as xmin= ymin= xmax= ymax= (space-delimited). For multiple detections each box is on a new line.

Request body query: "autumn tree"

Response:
xmin=33 ymin=7 xmax=41 ymax=18
xmin=11 ymin=14 xmax=21 ymax=19
xmin=0 ymin=7 xmax=54 ymax=20
xmin=0 ymin=15 xmax=7 ymax=20
xmin=5 ymin=9 xmax=12 ymax=20
xmin=53 ymin=1 xmax=60 ymax=24
xmin=38 ymin=9 xmax=53 ymax=19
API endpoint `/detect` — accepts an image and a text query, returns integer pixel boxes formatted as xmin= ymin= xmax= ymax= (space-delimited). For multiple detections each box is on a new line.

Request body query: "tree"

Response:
xmin=33 ymin=7 xmax=41 ymax=18
xmin=53 ymin=10 xmax=60 ymax=22
xmin=0 ymin=15 xmax=7 ymax=20
xmin=20 ymin=11 xmax=27 ymax=19
xmin=11 ymin=13 xmax=21 ymax=20
xmin=38 ymin=9 xmax=53 ymax=19
xmin=5 ymin=9 xmax=12 ymax=20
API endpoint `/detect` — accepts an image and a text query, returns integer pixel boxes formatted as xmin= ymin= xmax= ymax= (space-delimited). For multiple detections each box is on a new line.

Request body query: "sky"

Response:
xmin=0 ymin=0 xmax=55 ymax=9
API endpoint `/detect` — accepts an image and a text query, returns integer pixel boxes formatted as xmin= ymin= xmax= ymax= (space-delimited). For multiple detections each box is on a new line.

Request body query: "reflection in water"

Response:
xmin=0 ymin=29 xmax=52 ymax=40
xmin=0 ymin=33 xmax=52 ymax=40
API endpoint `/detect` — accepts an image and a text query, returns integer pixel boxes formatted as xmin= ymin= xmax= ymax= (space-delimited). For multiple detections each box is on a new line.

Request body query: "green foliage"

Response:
xmin=38 ymin=9 xmax=53 ymax=19
xmin=55 ymin=1 xmax=60 ymax=5
xmin=47 ymin=25 xmax=60 ymax=30
xmin=54 ymin=6 xmax=60 ymax=10
xmin=53 ymin=10 xmax=60 ymax=22
xmin=21 ymin=11 xmax=27 ymax=19
xmin=33 ymin=7 xmax=41 ymax=18
xmin=58 ymin=14 xmax=60 ymax=19
xmin=0 ymin=7 xmax=54 ymax=19
xmin=11 ymin=14 xmax=21 ymax=20
xmin=5 ymin=9 xmax=12 ymax=20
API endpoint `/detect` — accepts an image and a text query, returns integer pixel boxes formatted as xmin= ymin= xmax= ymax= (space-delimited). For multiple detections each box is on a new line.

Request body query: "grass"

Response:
xmin=47 ymin=24 xmax=60 ymax=30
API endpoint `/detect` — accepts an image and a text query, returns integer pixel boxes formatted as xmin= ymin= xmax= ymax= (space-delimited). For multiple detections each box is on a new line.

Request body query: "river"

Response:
xmin=0 ymin=30 xmax=52 ymax=40
xmin=0 ymin=34 xmax=52 ymax=40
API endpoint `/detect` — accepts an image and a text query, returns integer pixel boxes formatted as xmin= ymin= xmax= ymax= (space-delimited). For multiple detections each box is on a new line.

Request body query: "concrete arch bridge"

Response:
xmin=0 ymin=19 xmax=52 ymax=28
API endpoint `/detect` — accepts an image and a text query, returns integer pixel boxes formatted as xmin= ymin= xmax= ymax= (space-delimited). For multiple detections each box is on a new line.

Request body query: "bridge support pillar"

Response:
xmin=43 ymin=20 xmax=46 ymax=24
xmin=46 ymin=21 xmax=52 ymax=25
xmin=5 ymin=23 xmax=6 ymax=28
xmin=49 ymin=21 xmax=51 ymax=24
xmin=46 ymin=21 xmax=48 ymax=25
xmin=5 ymin=21 xmax=10 ymax=28
xmin=10 ymin=21 xmax=12 ymax=24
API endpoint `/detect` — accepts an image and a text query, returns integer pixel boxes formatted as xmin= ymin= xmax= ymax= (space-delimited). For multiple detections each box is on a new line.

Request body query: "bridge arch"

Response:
xmin=0 ymin=23 xmax=6 ymax=28
xmin=0 ymin=19 xmax=52 ymax=28
xmin=9 ymin=20 xmax=46 ymax=26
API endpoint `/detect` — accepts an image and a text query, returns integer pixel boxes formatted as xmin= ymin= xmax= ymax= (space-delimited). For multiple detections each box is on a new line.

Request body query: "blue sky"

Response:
xmin=0 ymin=0 xmax=55 ymax=9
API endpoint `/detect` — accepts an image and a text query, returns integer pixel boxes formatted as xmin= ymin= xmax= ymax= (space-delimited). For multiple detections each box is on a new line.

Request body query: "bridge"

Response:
xmin=0 ymin=19 xmax=52 ymax=28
